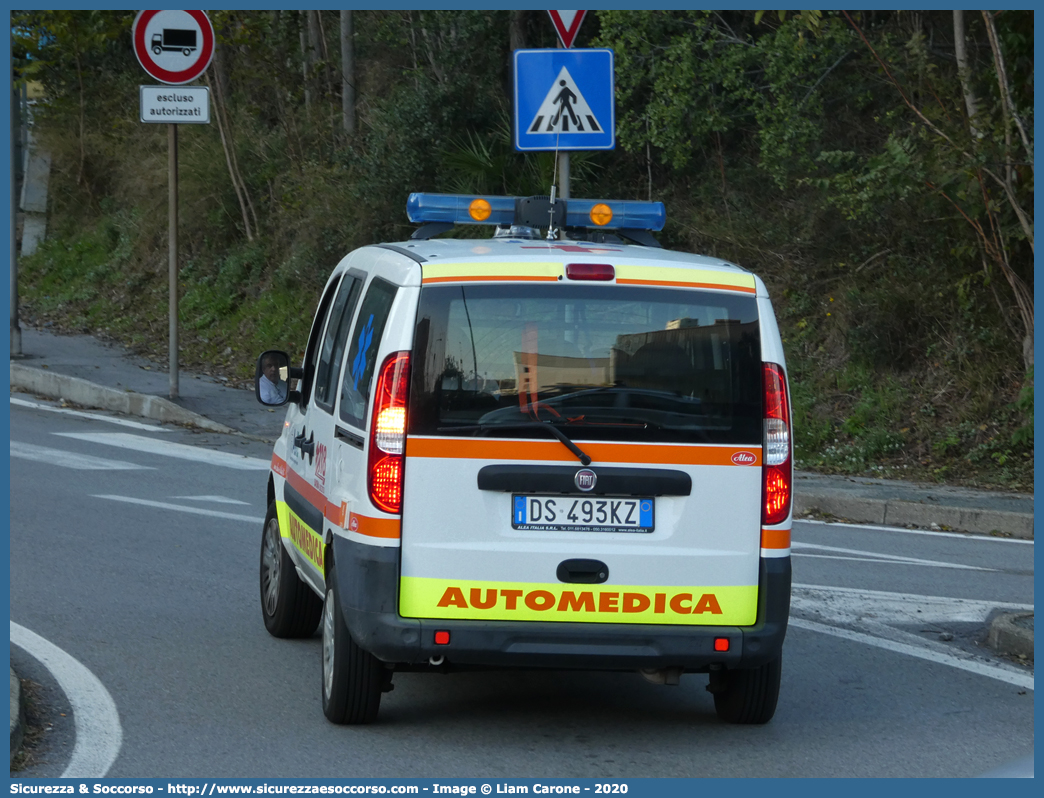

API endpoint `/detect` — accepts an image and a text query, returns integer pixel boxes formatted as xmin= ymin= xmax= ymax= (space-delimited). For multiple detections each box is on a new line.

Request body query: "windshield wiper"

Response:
xmin=437 ymin=422 xmax=592 ymax=466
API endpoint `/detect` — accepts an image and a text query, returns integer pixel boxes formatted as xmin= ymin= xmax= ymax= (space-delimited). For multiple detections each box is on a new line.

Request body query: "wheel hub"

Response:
xmin=262 ymin=519 xmax=281 ymax=615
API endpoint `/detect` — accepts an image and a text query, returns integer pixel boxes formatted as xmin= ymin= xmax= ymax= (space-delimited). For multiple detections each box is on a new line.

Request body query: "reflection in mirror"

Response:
xmin=257 ymin=350 xmax=291 ymax=406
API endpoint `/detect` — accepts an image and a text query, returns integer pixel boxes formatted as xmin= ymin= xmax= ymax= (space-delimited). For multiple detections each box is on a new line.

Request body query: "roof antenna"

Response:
xmin=547 ymin=125 xmax=562 ymax=241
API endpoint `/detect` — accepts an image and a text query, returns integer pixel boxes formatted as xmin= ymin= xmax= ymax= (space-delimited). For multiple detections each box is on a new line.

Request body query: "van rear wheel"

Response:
xmin=260 ymin=502 xmax=322 ymax=638
xmin=710 ymin=655 xmax=782 ymax=724
xmin=321 ymin=567 xmax=383 ymax=724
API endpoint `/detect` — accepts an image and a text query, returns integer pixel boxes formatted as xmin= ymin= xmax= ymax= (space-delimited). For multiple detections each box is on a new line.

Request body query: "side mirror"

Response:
xmin=255 ymin=350 xmax=299 ymax=406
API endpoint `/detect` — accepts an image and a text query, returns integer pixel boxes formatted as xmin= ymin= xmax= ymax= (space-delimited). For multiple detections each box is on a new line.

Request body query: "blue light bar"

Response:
xmin=406 ymin=193 xmax=516 ymax=225
xmin=565 ymin=199 xmax=666 ymax=231
xmin=406 ymin=193 xmax=667 ymax=232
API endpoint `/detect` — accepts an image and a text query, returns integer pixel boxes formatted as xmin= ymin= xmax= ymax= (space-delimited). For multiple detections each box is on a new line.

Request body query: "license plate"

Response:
xmin=511 ymin=495 xmax=654 ymax=533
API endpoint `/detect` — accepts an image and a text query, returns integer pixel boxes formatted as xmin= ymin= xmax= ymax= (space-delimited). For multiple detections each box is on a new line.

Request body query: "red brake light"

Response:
xmin=714 ymin=638 xmax=730 ymax=652
xmin=434 ymin=631 xmax=450 ymax=645
xmin=762 ymin=362 xmax=792 ymax=526
xmin=368 ymin=352 xmax=410 ymax=514
xmin=565 ymin=263 xmax=615 ymax=281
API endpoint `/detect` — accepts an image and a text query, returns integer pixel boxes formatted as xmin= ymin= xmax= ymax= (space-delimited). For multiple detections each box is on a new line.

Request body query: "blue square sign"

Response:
xmin=514 ymin=48 xmax=614 ymax=151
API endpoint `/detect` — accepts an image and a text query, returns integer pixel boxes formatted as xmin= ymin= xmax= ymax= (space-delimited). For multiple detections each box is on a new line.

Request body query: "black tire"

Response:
xmin=152 ymin=46 xmax=162 ymax=55
xmin=259 ymin=502 xmax=322 ymax=638
xmin=711 ymin=654 xmax=782 ymax=724
xmin=321 ymin=566 xmax=383 ymax=724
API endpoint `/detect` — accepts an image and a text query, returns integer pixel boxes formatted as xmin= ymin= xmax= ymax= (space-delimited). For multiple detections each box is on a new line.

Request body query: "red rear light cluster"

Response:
xmin=762 ymin=363 xmax=792 ymax=526
xmin=368 ymin=352 xmax=411 ymax=514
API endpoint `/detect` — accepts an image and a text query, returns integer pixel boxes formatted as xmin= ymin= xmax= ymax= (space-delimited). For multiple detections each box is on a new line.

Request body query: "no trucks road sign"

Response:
xmin=132 ymin=9 xmax=214 ymax=85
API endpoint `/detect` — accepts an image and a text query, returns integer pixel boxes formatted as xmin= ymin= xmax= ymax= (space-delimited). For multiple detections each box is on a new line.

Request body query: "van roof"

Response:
xmin=382 ymin=237 xmax=751 ymax=275
xmin=371 ymin=238 xmax=766 ymax=297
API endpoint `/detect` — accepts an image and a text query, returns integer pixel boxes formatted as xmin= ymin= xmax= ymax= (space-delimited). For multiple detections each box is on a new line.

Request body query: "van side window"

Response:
xmin=314 ymin=274 xmax=363 ymax=413
xmin=299 ymin=275 xmax=342 ymax=407
xmin=339 ymin=278 xmax=398 ymax=429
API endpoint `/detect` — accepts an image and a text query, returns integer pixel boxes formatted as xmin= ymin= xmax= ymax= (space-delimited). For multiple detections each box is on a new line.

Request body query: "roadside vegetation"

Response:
xmin=13 ymin=10 xmax=1033 ymax=490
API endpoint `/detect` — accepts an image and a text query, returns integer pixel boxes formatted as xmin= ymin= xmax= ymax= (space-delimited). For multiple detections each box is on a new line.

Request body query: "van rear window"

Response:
xmin=409 ymin=283 xmax=761 ymax=445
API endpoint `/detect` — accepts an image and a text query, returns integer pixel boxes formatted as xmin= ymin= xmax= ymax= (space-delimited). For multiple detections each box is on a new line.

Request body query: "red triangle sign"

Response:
xmin=547 ymin=10 xmax=587 ymax=49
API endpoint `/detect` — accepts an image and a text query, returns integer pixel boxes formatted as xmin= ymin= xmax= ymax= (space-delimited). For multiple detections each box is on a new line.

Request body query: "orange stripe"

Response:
xmin=271 ymin=453 xmax=287 ymax=478
xmin=422 ymin=274 xmax=559 ymax=284
xmin=760 ymin=528 xmax=791 ymax=549
xmin=406 ymin=436 xmax=761 ymax=467
xmin=275 ymin=455 xmax=397 ymax=537
xmin=349 ymin=513 xmax=401 ymax=539
xmin=282 ymin=459 xmax=349 ymax=528
xmin=616 ymin=278 xmax=756 ymax=294
xmin=285 ymin=466 xmax=326 ymax=515
xmin=325 ymin=502 xmax=347 ymax=527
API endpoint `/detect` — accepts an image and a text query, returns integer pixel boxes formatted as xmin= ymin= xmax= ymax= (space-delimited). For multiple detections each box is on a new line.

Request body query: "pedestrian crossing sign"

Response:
xmin=514 ymin=48 xmax=614 ymax=151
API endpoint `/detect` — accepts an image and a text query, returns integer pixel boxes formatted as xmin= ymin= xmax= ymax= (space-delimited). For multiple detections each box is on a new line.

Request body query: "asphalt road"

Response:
xmin=9 ymin=397 xmax=1034 ymax=778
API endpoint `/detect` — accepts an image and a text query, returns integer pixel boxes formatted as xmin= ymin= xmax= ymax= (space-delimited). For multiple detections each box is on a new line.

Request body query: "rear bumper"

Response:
xmin=333 ymin=537 xmax=789 ymax=671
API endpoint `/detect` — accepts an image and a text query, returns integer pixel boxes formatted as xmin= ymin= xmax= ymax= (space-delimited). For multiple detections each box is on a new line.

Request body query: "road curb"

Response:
xmin=10 ymin=363 xmax=236 ymax=434
xmin=988 ymin=612 xmax=1034 ymax=660
xmin=794 ymin=490 xmax=1034 ymax=539
xmin=10 ymin=667 xmax=25 ymax=766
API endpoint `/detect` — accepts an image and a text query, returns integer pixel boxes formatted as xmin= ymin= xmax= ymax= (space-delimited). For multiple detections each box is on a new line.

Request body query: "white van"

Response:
xmin=255 ymin=194 xmax=793 ymax=725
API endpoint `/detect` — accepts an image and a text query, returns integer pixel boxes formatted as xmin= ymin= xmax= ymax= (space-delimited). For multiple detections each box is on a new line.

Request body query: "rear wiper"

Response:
xmin=437 ymin=422 xmax=592 ymax=466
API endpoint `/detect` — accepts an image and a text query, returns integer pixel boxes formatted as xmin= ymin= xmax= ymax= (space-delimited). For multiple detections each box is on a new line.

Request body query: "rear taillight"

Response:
xmin=762 ymin=362 xmax=792 ymax=526
xmin=368 ymin=352 xmax=410 ymax=514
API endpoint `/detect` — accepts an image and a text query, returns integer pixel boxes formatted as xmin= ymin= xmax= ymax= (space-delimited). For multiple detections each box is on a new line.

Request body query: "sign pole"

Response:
xmin=10 ymin=79 xmax=21 ymax=357
xmin=168 ymin=122 xmax=178 ymax=398
xmin=544 ymin=11 xmax=589 ymax=199
xmin=133 ymin=9 xmax=215 ymax=400
xmin=563 ymin=42 xmax=572 ymax=202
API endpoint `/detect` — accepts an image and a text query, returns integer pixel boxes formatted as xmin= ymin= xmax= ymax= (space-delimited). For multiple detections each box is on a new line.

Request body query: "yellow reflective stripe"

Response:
xmin=399 ymin=577 xmax=757 ymax=626
xmin=614 ymin=264 xmax=756 ymax=293
xmin=421 ymin=262 xmax=563 ymax=283
xmin=276 ymin=501 xmax=325 ymax=571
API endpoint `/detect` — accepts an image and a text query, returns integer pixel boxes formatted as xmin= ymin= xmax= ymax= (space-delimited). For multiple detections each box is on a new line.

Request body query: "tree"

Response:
xmin=341 ymin=11 xmax=355 ymax=137
xmin=839 ymin=10 xmax=1033 ymax=372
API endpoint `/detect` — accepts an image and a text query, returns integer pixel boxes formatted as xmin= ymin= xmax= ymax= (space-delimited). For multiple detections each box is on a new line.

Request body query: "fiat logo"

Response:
xmin=574 ymin=469 xmax=597 ymax=492
xmin=731 ymin=451 xmax=757 ymax=465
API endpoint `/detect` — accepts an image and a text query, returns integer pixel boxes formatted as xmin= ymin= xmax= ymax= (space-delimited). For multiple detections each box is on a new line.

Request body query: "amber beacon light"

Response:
xmin=468 ymin=198 xmax=492 ymax=222
xmin=589 ymin=203 xmax=613 ymax=226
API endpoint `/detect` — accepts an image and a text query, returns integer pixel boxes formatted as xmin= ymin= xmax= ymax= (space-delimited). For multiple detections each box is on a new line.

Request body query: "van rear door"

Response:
xmin=400 ymin=274 xmax=764 ymax=627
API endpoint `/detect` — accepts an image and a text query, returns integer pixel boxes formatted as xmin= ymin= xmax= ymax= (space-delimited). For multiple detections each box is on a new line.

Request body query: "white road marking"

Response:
xmin=175 ymin=495 xmax=252 ymax=505
xmin=797 ymin=517 xmax=1034 ymax=545
xmin=56 ymin=432 xmax=269 ymax=470
xmin=790 ymin=617 xmax=1034 ymax=691
xmin=793 ymin=552 xmax=990 ymax=569
xmin=10 ymin=441 xmax=154 ymax=471
xmin=791 ymin=583 xmax=1033 ymax=689
xmin=11 ymin=396 xmax=172 ymax=432
xmin=792 ymin=583 xmax=1032 ymax=624
xmin=10 ymin=621 xmax=124 ymax=778
xmin=93 ymin=495 xmax=264 ymax=523
xmin=792 ymin=541 xmax=996 ymax=571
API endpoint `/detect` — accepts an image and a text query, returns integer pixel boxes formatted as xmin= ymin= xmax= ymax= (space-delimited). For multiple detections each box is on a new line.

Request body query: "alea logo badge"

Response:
xmin=731 ymin=451 xmax=757 ymax=466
